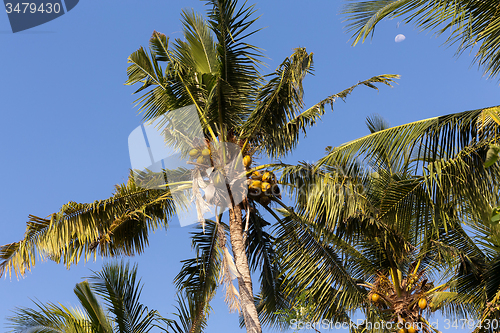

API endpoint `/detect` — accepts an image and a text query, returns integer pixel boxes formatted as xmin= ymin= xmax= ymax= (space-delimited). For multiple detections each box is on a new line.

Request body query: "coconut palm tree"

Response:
xmin=341 ymin=0 xmax=500 ymax=79
xmin=6 ymin=261 xmax=199 ymax=333
xmin=267 ymin=108 xmax=500 ymax=331
xmin=0 ymin=1 xmax=397 ymax=332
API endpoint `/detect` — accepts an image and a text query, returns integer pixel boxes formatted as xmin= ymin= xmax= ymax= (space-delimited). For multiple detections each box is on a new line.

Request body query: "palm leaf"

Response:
xmin=174 ymin=220 xmax=224 ymax=331
xmin=342 ymin=0 xmax=500 ymax=79
xmin=0 ymin=175 xmax=175 ymax=279
xmin=88 ymin=261 xmax=159 ymax=333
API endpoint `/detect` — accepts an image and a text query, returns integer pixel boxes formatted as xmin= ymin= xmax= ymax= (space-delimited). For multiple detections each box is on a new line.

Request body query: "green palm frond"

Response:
xmin=243 ymin=210 xmax=289 ymax=326
xmin=275 ymin=211 xmax=371 ymax=322
xmin=246 ymin=70 xmax=398 ymax=158
xmin=0 ymin=176 xmax=175 ymax=279
xmin=342 ymin=0 xmax=500 ymax=79
xmin=7 ymin=261 xmax=174 ymax=333
xmin=169 ymin=290 xmax=209 ymax=333
xmin=73 ymin=281 xmax=113 ymax=333
xmin=279 ymin=161 xmax=370 ymax=232
xmin=174 ymin=220 xmax=223 ymax=330
xmin=206 ymin=0 xmax=264 ymax=128
xmin=241 ymin=47 xmax=313 ymax=155
xmin=88 ymin=261 xmax=160 ymax=333
xmin=175 ymin=10 xmax=218 ymax=75
xmin=7 ymin=301 xmax=92 ymax=333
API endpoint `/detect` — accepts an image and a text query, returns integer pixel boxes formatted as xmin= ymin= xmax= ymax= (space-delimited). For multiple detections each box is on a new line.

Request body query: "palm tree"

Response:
xmin=6 ymin=261 xmax=200 ymax=333
xmin=268 ymin=107 xmax=500 ymax=331
xmin=0 ymin=1 xmax=397 ymax=332
xmin=341 ymin=0 xmax=500 ymax=79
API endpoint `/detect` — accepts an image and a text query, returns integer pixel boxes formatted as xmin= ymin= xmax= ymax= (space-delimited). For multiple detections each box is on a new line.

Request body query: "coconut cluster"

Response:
xmin=364 ymin=271 xmax=435 ymax=333
xmin=189 ymin=146 xmax=212 ymax=165
xmin=370 ymin=292 xmax=426 ymax=333
xmin=246 ymin=169 xmax=280 ymax=206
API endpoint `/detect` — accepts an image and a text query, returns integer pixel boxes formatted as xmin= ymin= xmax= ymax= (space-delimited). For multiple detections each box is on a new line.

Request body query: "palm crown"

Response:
xmin=272 ymin=108 xmax=500 ymax=331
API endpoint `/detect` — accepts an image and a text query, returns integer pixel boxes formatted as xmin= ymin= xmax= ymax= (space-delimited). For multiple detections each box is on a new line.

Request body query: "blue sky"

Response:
xmin=1 ymin=1 xmax=499 ymax=332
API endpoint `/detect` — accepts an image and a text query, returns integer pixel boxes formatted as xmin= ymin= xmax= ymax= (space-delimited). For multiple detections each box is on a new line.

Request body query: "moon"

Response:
xmin=395 ymin=34 xmax=406 ymax=43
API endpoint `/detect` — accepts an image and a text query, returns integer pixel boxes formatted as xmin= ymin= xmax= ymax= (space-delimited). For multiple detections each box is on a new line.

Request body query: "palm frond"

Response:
xmin=243 ymin=210 xmax=289 ymax=326
xmin=0 ymin=175 xmax=175 ymax=279
xmin=174 ymin=220 xmax=224 ymax=331
xmin=205 ymin=0 xmax=264 ymax=130
xmin=275 ymin=211 xmax=371 ymax=322
xmin=342 ymin=0 xmax=500 ymax=78
xmin=249 ymin=73 xmax=398 ymax=158
xmin=73 ymin=281 xmax=113 ymax=333
xmin=88 ymin=261 xmax=159 ymax=333
xmin=7 ymin=301 xmax=91 ymax=333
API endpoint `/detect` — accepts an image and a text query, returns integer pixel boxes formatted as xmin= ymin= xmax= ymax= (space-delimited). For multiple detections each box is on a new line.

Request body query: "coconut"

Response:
xmin=262 ymin=171 xmax=273 ymax=183
xmin=243 ymin=155 xmax=252 ymax=167
xmin=259 ymin=196 xmax=271 ymax=206
xmin=418 ymin=298 xmax=427 ymax=310
xmin=202 ymin=148 xmax=211 ymax=156
xmin=251 ymin=171 xmax=262 ymax=180
xmin=189 ymin=148 xmax=200 ymax=157
xmin=250 ymin=180 xmax=262 ymax=190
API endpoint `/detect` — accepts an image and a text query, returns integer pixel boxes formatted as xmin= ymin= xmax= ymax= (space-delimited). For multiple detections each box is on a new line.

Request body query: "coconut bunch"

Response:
xmin=363 ymin=270 xmax=437 ymax=333
xmin=246 ymin=171 xmax=280 ymax=207
xmin=189 ymin=145 xmax=212 ymax=166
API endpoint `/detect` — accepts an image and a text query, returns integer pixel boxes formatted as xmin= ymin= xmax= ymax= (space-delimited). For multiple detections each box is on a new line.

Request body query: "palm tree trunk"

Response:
xmin=228 ymin=204 xmax=262 ymax=333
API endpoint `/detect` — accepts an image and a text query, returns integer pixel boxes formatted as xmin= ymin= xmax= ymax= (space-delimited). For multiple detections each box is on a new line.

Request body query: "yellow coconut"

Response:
xmin=250 ymin=180 xmax=262 ymax=190
xmin=261 ymin=182 xmax=271 ymax=192
xmin=371 ymin=293 xmax=380 ymax=303
xmin=197 ymin=156 xmax=205 ymax=164
xmin=408 ymin=326 xmax=417 ymax=333
xmin=418 ymin=298 xmax=427 ymax=310
xmin=189 ymin=149 xmax=200 ymax=157
xmin=243 ymin=155 xmax=252 ymax=167
xmin=262 ymin=171 xmax=273 ymax=183
xmin=202 ymin=148 xmax=211 ymax=156
xmin=251 ymin=171 xmax=262 ymax=180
